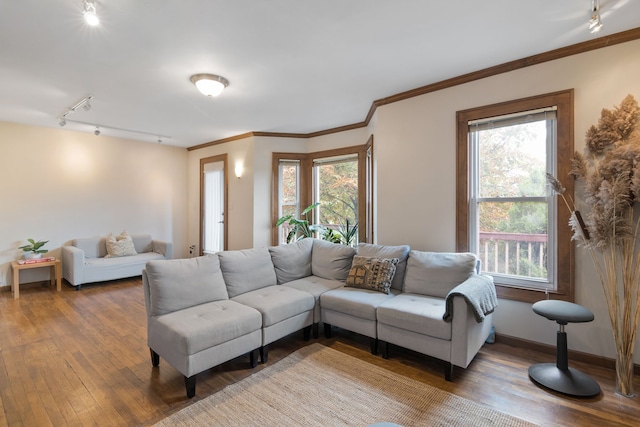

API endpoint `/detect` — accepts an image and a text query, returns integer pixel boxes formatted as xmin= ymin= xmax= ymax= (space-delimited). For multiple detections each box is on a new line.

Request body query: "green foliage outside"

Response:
xmin=477 ymin=120 xmax=549 ymax=278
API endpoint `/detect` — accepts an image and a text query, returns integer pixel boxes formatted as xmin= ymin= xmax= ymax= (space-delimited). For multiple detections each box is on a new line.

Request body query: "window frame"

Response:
xmin=456 ymin=90 xmax=574 ymax=303
xmin=272 ymin=136 xmax=373 ymax=246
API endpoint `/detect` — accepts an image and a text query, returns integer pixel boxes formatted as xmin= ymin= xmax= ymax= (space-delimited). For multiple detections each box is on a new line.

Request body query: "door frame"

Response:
xmin=200 ymin=154 xmax=228 ymax=254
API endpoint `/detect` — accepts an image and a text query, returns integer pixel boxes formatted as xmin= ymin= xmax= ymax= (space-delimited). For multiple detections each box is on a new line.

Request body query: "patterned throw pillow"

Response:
xmin=345 ymin=256 xmax=399 ymax=294
xmin=105 ymin=231 xmax=137 ymax=258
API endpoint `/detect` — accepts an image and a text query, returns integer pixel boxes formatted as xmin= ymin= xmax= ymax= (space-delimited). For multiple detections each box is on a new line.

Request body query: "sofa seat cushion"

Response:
xmin=150 ymin=300 xmax=261 ymax=356
xmin=85 ymin=251 xmax=163 ymax=268
xmin=377 ymin=294 xmax=452 ymax=341
xmin=281 ymin=275 xmax=344 ymax=299
xmin=231 ymin=285 xmax=314 ymax=327
xmin=320 ymin=287 xmax=400 ymax=321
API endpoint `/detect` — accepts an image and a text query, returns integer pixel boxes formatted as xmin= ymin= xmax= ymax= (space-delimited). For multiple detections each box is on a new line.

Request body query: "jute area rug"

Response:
xmin=153 ymin=343 xmax=537 ymax=427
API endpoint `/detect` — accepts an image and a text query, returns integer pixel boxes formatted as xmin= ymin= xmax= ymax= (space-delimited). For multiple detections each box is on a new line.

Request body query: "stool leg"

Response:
xmin=556 ymin=326 xmax=568 ymax=371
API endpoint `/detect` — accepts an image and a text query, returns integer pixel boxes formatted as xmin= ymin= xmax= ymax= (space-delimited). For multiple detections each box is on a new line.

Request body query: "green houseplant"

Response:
xmin=18 ymin=239 xmax=49 ymax=259
xmin=276 ymin=203 xmax=321 ymax=243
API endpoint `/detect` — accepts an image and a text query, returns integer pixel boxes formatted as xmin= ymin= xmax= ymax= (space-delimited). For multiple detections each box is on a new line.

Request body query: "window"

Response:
xmin=313 ymin=154 xmax=359 ymax=243
xmin=272 ymin=136 xmax=373 ymax=245
xmin=277 ymin=159 xmax=302 ymax=244
xmin=456 ymin=90 xmax=574 ymax=302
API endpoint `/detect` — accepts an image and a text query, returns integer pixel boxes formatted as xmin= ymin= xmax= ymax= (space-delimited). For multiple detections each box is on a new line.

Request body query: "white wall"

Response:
xmin=373 ymin=39 xmax=640 ymax=362
xmin=0 ymin=122 xmax=188 ymax=286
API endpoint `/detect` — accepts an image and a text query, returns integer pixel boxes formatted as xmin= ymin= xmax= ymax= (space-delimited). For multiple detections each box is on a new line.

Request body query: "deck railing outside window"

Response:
xmin=479 ymin=232 xmax=547 ymax=279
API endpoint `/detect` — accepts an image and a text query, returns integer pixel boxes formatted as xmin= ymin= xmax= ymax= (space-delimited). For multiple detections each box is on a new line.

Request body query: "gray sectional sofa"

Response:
xmin=142 ymin=238 xmax=497 ymax=398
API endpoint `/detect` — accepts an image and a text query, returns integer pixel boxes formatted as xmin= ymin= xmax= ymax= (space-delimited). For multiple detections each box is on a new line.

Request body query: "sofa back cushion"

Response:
xmin=403 ymin=251 xmax=478 ymax=298
xmin=269 ymin=238 xmax=313 ymax=284
xmin=311 ymin=239 xmax=356 ymax=281
xmin=131 ymin=234 xmax=153 ymax=253
xmin=145 ymin=255 xmax=228 ymax=317
xmin=73 ymin=233 xmax=154 ymax=258
xmin=357 ymin=243 xmax=410 ymax=291
xmin=73 ymin=236 xmax=104 ymax=258
xmin=219 ymin=247 xmax=277 ymax=298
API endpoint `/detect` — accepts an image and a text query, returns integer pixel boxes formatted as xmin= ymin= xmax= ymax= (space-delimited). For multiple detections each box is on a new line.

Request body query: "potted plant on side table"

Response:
xmin=18 ymin=239 xmax=49 ymax=259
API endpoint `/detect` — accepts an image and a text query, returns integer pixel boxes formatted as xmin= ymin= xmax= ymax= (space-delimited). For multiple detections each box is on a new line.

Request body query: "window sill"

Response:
xmin=495 ymin=283 xmax=574 ymax=303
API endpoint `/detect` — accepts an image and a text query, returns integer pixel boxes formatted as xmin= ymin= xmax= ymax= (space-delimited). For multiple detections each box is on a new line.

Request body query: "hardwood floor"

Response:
xmin=0 ymin=278 xmax=638 ymax=426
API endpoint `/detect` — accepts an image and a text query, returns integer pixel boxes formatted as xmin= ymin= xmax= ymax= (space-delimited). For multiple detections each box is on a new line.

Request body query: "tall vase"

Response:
xmin=615 ymin=350 xmax=635 ymax=397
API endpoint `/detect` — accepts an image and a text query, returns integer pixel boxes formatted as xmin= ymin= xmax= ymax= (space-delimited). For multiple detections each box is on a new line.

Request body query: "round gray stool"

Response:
xmin=528 ymin=300 xmax=601 ymax=397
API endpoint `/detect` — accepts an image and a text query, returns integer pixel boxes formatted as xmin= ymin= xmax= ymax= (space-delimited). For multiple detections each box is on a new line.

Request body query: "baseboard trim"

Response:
xmin=496 ymin=333 xmax=640 ymax=375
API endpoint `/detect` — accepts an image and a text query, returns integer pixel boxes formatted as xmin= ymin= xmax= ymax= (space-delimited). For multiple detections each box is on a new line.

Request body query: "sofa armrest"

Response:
xmin=450 ymin=295 xmax=494 ymax=369
xmin=62 ymin=245 xmax=85 ymax=287
xmin=152 ymin=240 xmax=173 ymax=259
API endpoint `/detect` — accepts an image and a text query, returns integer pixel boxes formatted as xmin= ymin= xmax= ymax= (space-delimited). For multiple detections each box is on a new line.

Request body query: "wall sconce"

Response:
xmin=235 ymin=162 xmax=244 ymax=178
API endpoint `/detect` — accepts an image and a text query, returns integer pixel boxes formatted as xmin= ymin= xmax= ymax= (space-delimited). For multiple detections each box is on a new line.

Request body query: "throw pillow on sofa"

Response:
xmin=269 ymin=238 xmax=313 ymax=284
xmin=105 ymin=231 xmax=137 ymax=258
xmin=403 ymin=251 xmax=478 ymax=298
xmin=357 ymin=242 xmax=410 ymax=291
xmin=345 ymin=256 xmax=399 ymax=294
xmin=145 ymin=255 xmax=229 ymax=316
xmin=311 ymin=239 xmax=356 ymax=281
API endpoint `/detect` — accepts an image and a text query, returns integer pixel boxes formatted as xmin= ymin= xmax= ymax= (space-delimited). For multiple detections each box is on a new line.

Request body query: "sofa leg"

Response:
xmin=75 ymin=284 xmax=81 ymax=291
xmin=324 ymin=323 xmax=332 ymax=338
xmin=445 ymin=363 xmax=454 ymax=382
xmin=369 ymin=338 xmax=378 ymax=355
xmin=185 ymin=375 xmax=196 ymax=398
xmin=312 ymin=323 xmax=319 ymax=339
xmin=303 ymin=325 xmax=312 ymax=341
xmin=249 ymin=349 xmax=259 ymax=368
xmin=381 ymin=341 xmax=389 ymax=359
xmin=260 ymin=345 xmax=269 ymax=364
xmin=150 ymin=349 xmax=159 ymax=367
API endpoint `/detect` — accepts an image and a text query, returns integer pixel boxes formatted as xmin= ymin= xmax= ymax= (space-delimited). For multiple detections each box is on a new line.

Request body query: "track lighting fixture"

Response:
xmin=588 ymin=0 xmax=603 ymax=33
xmin=190 ymin=74 xmax=229 ymax=97
xmin=63 ymin=118 xmax=171 ymax=142
xmin=83 ymin=1 xmax=99 ymax=26
xmin=57 ymin=95 xmax=93 ymax=127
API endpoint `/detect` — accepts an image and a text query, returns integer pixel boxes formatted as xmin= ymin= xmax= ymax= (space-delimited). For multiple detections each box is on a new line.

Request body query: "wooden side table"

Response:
xmin=10 ymin=259 xmax=62 ymax=299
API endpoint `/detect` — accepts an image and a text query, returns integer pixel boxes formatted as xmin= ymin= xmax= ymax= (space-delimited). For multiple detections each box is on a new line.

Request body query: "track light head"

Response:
xmin=59 ymin=118 xmax=66 ymax=127
xmin=94 ymin=126 xmax=100 ymax=136
xmin=83 ymin=1 xmax=99 ymax=26
xmin=588 ymin=0 xmax=603 ymax=33
xmin=83 ymin=100 xmax=91 ymax=111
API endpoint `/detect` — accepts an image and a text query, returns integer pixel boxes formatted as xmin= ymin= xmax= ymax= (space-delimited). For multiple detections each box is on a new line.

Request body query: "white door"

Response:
xmin=203 ymin=161 xmax=225 ymax=253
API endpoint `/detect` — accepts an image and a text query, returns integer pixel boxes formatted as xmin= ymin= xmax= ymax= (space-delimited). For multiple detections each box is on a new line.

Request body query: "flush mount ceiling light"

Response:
xmin=588 ymin=0 xmax=603 ymax=33
xmin=190 ymin=74 xmax=229 ymax=97
xmin=83 ymin=0 xmax=99 ymax=26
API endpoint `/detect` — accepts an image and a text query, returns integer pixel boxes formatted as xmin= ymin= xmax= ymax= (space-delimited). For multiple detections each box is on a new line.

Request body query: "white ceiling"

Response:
xmin=1 ymin=1 xmax=639 ymax=148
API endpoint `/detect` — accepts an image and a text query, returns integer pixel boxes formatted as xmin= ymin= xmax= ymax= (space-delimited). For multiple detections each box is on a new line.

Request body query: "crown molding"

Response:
xmin=188 ymin=27 xmax=640 ymax=152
